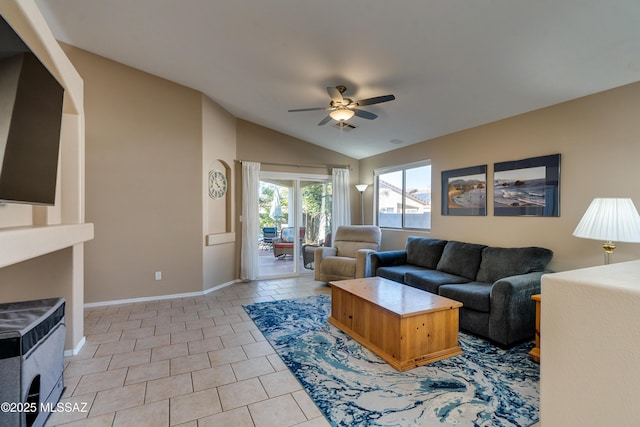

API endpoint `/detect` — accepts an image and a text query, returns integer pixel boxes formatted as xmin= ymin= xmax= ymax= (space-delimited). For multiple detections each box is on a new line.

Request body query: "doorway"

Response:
xmin=257 ymin=172 xmax=331 ymax=278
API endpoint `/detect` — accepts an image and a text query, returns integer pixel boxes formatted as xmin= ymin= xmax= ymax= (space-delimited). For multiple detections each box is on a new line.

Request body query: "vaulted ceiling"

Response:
xmin=36 ymin=0 xmax=640 ymax=159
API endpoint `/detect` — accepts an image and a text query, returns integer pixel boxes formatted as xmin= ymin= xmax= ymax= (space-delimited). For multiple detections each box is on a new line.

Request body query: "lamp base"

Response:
xmin=602 ymin=241 xmax=615 ymax=265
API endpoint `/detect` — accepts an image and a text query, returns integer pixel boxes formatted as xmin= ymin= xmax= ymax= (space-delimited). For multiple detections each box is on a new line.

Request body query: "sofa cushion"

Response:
xmin=439 ymin=282 xmax=492 ymax=313
xmin=376 ymin=265 xmax=428 ymax=284
xmin=405 ymin=237 xmax=448 ymax=269
xmin=476 ymin=246 xmax=553 ymax=284
xmin=405 ymin=270 xmax=470 ymax=294
xmin=436 ymin=241 xmax=486 ymax=280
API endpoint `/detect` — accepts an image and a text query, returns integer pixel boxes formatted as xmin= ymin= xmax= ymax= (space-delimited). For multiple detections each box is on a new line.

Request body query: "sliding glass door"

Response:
xmin=257 ymin=172 xmax=331 ymax=278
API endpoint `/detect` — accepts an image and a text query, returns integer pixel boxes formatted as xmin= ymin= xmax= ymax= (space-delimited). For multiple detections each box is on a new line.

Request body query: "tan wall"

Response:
xmin=360 ymin=81 xmax=640 ymax=272
xmin=236 ymin=120 xmax=358 ymax=175
xmin=202 ymin=96 xmax=237 ymax=289
xmin=0 ymin=203 xmax=32 ymax=227
xmin=62 ymin=45 xmax=206 ymax=302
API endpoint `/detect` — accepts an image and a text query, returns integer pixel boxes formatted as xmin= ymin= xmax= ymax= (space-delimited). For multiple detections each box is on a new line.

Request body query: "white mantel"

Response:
xmin=0 ymin=224 xmax=93 ymax=269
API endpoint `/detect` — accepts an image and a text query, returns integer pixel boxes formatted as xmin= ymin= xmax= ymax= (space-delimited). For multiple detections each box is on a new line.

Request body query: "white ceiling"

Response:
xmin=36 ymin=0 xmax=640 ymax=159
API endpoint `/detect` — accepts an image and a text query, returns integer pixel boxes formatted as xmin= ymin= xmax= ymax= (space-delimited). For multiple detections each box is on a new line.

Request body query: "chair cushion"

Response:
xmin=439 ymin=282 xmax=492 ymax=312
xmin=334 ymin=225 xmax=381 ymax=243
xmin=405 ymin=269 xmax=470 ymax=294
xmin=274 ymin=242 xmax=293 ymax=248
xmin=476 ymin=246 xmax=553 ymax=284
xmin=280 ymin=227 xmax=295 ymax=242
xmin=334 ymin=241 xmax=379 ymax=258
xmin=436 ymin=241 xmax=486 ymax=280
xmin=405 ymin=237 xmax=448 ymax=269
xmin=319 ymin=256 xmax=356 ymax=278
xmin=333 ymin=226 xmax=382 ymax=258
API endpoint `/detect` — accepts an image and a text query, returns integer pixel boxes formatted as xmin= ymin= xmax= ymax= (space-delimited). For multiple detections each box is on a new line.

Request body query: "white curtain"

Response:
xmin=241 ymin=161 xmax=260 ymax=280
xmin=332 ymin=167 xmax=351 ymax=239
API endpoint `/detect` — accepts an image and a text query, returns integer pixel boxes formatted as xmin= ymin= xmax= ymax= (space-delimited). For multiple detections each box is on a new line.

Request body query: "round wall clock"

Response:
xmin=208 ymin=170 xmax=227 ymax=199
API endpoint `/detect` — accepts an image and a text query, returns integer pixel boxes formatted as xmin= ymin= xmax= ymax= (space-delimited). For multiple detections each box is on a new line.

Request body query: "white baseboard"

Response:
xmin=83 ymin=279 xmax=241 ymax=308
xmin=65 ymin=336 xmax=86 ymax=357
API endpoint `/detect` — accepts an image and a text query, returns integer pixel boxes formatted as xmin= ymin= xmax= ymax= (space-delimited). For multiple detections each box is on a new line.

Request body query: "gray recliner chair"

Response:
xmin=314 ymin=225 xmax=382 ymax=282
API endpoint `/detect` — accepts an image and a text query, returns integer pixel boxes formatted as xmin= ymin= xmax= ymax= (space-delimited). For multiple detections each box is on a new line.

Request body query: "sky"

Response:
xmin=380 ymin=165 xmax=431 ymax=191
xmin=494 ymin=166 xmax=545 ymax=182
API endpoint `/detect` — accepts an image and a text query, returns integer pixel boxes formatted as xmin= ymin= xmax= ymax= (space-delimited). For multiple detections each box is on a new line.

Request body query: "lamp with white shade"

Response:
xmin=355 ymin=184 xmax=368 ymax=224
xmin=573 ymin=198 xmax=640 ymax=264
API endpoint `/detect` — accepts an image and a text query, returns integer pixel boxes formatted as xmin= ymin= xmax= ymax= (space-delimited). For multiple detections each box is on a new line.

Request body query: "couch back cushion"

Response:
xmin=476 ymin=246 xmax=553 ymax=283
xmin=436 ymin=241 xmax=486 ymax=280
xmin=333 ymin=226 xmax=382 ymax=258
xmin=405 ymin=237 xmax=448 ymax=269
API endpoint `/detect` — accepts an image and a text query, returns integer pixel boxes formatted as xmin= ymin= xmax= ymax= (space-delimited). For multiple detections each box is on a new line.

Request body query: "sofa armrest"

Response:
xmin=369 ymin=250 xmax=408 ymax=276
xmin=355 ymin=249 xmax=377 ymax=278
xmin=488 ymin=270 xmax=548 ymax=346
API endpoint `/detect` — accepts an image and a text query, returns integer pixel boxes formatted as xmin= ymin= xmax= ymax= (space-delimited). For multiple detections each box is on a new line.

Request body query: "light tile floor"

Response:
xmin=47 ymin=276 xmax=332 ymax=427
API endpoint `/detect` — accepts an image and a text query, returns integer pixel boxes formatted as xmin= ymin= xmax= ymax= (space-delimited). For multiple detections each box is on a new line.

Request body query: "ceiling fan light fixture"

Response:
xmin=329 ymin=108 xmax=355 ymax=122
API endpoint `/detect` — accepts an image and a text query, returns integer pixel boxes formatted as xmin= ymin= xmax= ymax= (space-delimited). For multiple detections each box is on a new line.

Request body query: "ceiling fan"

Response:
xmin=288 ymin=85 xmax=395 ymax=126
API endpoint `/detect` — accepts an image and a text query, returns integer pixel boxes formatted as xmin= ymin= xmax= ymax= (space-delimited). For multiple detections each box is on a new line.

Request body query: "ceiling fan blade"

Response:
xmin=288 ymin=106 xmax=332 ymax=112
xmin=327 ymin=87 xmax=344 ymax=104
xmin=354 ymin=109 xmax=378 ymax=120
xmin=354 ymin=94 xmax=396 ymax=106
xmin=318 ymin=115 xmax=332 ymax=126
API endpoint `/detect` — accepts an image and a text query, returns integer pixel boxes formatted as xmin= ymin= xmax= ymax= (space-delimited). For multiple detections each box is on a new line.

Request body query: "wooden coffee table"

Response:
xmin=328 ymin=277 xmax=463 ymax=371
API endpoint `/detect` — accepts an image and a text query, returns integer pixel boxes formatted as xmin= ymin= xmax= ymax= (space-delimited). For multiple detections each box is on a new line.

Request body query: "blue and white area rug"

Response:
xmin=243 ymin=295 xmax=539 ymax=427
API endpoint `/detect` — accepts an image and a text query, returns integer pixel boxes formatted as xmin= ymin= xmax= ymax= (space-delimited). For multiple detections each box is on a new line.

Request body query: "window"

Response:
xmin=375 ymin=161 xmax=431 ymax=229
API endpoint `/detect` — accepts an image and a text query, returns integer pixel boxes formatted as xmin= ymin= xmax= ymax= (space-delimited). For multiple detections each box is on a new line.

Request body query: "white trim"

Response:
xmin=83 ymin=279 xmax=241 ymax=308
xmin=374 ymin=160 xmax=432 ymax=231
xmin=65 ymin=336 xmax=86 ymax=357
xmin=203 ymin=280 xmax=242 ymax=295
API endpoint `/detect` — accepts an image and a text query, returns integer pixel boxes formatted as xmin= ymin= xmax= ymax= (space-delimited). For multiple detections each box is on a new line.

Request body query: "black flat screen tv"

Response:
xmin=0 ymin=15 xmax=64 ymax=206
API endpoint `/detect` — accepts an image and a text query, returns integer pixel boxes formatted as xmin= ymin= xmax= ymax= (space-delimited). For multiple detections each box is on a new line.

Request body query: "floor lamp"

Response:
xmin=355 ymin=184 xmax=368 ymax=225
xmin=573 ymin=198 xmax=640 ymax=264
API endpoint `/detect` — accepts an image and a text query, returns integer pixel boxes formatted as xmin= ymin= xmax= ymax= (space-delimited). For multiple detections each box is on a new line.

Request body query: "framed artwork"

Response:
xmin=493 ymin=153 xmax=560 ymax=217
xmin=441 ymin=165 xmax=487 ymax=216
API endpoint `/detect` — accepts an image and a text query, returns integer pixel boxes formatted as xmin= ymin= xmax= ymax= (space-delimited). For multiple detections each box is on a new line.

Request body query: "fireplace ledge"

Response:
xmin=0 ymin=223 xmax=94 ymax=269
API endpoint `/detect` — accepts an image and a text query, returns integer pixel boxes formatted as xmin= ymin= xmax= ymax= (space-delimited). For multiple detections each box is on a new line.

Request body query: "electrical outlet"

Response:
xmin=155 ymin=271 xmax=162 ymax=281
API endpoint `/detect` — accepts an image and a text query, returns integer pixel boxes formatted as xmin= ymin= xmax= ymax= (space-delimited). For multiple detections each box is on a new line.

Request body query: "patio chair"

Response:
xmin=261 ymin=227 xmax=278 ymax=250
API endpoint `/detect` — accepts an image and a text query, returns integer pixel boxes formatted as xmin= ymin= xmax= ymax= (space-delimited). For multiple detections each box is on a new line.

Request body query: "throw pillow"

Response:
xmin=281 ymin=227 xmax=294 ymax=242
xmin=405 ymin=237 xmax=448 ymax=269
xmin=436 ymin=241 xmax=486 ymax=280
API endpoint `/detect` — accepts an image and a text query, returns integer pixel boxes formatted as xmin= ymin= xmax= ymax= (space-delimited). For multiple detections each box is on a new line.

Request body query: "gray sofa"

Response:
xmin=368 ymin=237 xmax=553 ymax=347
